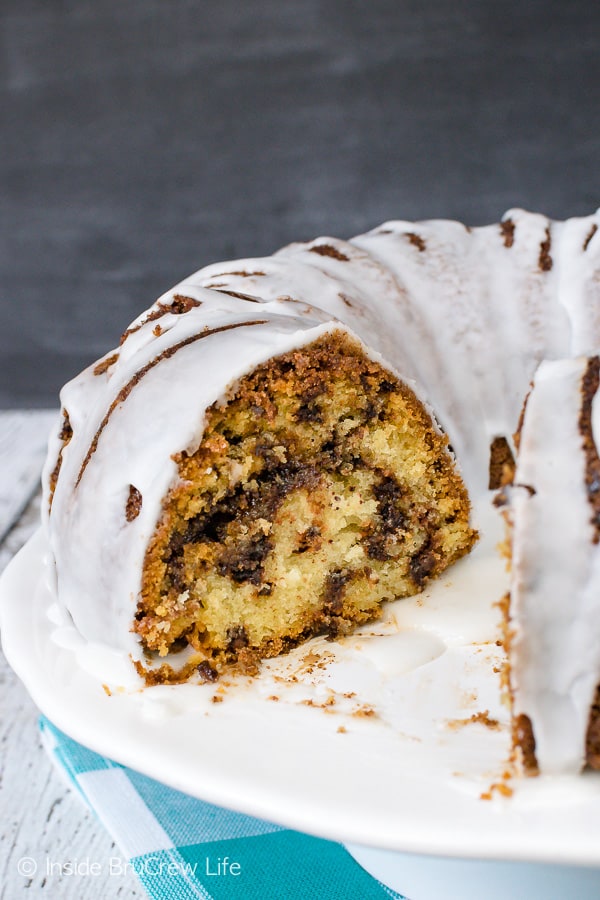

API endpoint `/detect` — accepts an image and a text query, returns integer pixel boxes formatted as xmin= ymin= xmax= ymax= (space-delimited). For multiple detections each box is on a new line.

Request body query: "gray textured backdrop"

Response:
xmin=2 ymin=0 xmax=600 ymax=407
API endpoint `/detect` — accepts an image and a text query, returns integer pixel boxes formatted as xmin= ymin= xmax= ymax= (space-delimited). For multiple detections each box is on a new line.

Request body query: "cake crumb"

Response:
xmin=352 ymin=705 xmax=376 ymax=718
xmin=125 ymin=485 xmax=143 ymax=522
xmin=480 ymin=778 xmax=514 ymax=801
xmin=301 ymin=695 xmax=336 ymax=710
xmin=480 ymin=764 xmax=514 ymax=801
xmin=447 ymin=710 xmax=501 ymax=731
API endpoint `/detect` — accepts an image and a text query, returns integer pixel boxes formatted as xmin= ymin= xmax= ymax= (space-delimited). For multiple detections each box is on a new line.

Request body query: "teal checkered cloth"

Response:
xmin=40 ymin=717 xmax=406 ymax=900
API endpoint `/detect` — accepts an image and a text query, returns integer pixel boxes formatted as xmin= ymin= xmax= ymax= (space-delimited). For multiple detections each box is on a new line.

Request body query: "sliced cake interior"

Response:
xmin=134 ymin=331 xmax=476 ymax=680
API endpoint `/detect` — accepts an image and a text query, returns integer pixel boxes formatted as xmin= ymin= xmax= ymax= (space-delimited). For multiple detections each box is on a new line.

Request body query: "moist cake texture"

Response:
xmin=135 ymin=333 xmax=473 ymax=676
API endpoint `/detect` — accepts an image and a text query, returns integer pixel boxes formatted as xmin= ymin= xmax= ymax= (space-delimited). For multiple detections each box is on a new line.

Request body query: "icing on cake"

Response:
xmin=508 ymin=355 xmax=600 ymax=774
xmin=42 ymin=208 xmax=600 ymax=775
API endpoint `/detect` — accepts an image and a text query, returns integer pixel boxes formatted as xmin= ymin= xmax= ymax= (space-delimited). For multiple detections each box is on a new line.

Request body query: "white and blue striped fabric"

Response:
xmin=40 ymin=717 xmax=406 ymax=900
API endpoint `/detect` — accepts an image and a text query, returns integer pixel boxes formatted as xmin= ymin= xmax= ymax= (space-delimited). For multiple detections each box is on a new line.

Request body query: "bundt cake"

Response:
xmin=44 ymin=292 xmax=475 ymax=686
xmin=42 ymin=208 xmax=600 ymax=775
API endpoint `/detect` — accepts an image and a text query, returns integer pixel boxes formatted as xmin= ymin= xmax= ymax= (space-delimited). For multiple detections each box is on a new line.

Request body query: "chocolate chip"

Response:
xmin=197 ymin=660 xmax=219 ymax=682
xmin=363 ymin=532 xmax=390 ymax=561
xmin=58 ymin=411 xmax=73 ymax=442
xmin=322 ymin=568 xmax=351 ymax=615
xmin=295 ymin=401 xmax=323 ymax=423
xmin=226 ymin=625 xmax=249 ymax=651
xmin=410 ymin=541 xmax=436 ymax=586
xmin=373 ymin=475 xmax=407 ymax=532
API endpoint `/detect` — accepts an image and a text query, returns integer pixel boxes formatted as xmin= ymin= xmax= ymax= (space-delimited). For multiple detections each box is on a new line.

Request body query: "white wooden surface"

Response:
xmin=0 ymin=412 xmax=145 ymax=900
xmin=0 ymin=412 xmax=56 ymax=543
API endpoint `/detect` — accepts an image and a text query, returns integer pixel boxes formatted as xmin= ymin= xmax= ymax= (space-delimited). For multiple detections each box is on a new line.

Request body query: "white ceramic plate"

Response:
xmin=3 ymin=515 xmax=600 ymax=880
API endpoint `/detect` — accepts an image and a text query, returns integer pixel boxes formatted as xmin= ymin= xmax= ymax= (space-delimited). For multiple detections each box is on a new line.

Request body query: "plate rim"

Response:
xmin=3 ymin=530 xmax=600 ymax=869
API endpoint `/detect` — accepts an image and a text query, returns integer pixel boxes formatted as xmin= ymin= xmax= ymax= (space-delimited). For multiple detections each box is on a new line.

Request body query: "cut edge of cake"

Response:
xmin=132 ymin=331 xmax=477 ymax=683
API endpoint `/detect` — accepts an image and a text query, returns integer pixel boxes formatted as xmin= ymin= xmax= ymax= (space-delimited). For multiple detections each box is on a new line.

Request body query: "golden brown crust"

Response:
xmin=208 ymin=289 xmax=261 ymax=303
xmin=498 ymin=585 xmax=540 ymax=774
xmin=76 ymin=320 xmax=268 ymax=487
xmin=120 ymin=294 xmax=203 ymax=344
xmin=48 ymin=409 xmax=73 ymax=510
xmin=308 ymin=244 xmax=350 ymax=261
xmin=513 ymin=385 xmax=533 ymax=454
xmin=585 ymin=685 xmax=600 ymax=769
xmin=488 ymin=437 xmax=516 ymax=490
xmin=583 ymin=224 xmax=598 ymax=252
xmin=579 ymin=356 xmax=600 ymax=543
xmin=538 ymin=227 xmax=553 ymax=272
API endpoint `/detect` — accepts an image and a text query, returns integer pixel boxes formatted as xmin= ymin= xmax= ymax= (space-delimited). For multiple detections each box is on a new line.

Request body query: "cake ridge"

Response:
xmin=41 ymin=208 xmax=600 ymax=777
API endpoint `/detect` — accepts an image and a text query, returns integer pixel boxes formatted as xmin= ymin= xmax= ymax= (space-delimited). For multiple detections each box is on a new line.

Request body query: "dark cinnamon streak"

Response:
xmin=120 ymin=295 xmax=202 ymax=344
xmin=48 ymin=409 xmax=73 ymax=508
xmin=76 ymin=320 xmax=268 ymax=486
xmin=579 ymin=355 xmax=600 ymax=542
xmin=514 ymin=482 xmax=536 ymax=497
xmin=583 ymin=224 xmax=598 ymax=252
xmin=514 ymin=386 xmax=533 ymax=453
xmin=406 ymin=232 xmax=426 ymax=252
xmin=210 ymin=270 xmax=266 ymax=278
xmin=93 ymin=353 xmax=120 ymax=376
xmin=210 ymin=289 xmax=262 ymax=303
xmin=538 ymin=227 xmax=553 ymax=272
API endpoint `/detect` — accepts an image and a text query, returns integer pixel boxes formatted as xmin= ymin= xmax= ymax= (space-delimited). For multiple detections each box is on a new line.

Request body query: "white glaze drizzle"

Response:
xmin=510 ymin=357 xmax=600 ymax=773
xmin=42 ymin=209 xmax=600 ymax=773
